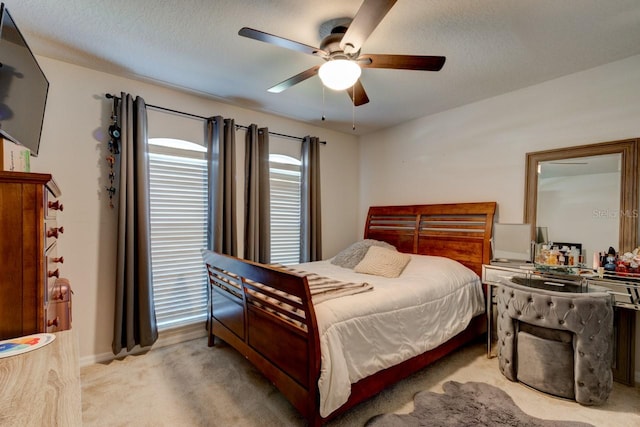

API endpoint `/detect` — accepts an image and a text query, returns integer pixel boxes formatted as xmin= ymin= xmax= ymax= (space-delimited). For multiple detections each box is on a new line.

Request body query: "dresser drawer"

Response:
xmin=45 ymin=188 xmax=63 ymax=220
xmin=45 ymin=243 xmax=64 ymax=303
xmin=483 ymin=265 xmax=529 ymax=286
xmin=47 ymin=279 xmax=71 ymax=333
xmin=45 ymin=220 xmax=64 ymax=251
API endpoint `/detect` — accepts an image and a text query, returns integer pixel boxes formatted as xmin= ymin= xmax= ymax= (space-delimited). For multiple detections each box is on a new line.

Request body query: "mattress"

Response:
xmin=295 ymin=254 xmax=485 ymax=417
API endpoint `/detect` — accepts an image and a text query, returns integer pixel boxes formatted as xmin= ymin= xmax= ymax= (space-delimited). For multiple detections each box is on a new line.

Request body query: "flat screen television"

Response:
xmin=0 ymin=3 xmax=49 ymax=157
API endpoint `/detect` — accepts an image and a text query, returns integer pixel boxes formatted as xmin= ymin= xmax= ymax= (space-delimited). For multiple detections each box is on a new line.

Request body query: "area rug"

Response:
xmin=365 ymin=381 xmax=594 ymax=427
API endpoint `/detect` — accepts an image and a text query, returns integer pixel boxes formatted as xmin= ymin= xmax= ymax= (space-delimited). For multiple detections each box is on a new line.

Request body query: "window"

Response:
xmin=270 ymin=154 xmax=301 ymax=265
xmin=148 ymin=138 xmax=208 ymax=330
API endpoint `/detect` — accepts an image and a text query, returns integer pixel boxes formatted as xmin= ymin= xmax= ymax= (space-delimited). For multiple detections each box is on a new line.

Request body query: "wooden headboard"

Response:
xmin=364 ymin=202 xmax=496 ymax=276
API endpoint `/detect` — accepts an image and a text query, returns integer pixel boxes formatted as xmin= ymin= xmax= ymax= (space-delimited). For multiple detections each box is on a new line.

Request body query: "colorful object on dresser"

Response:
xmin=0 ymin=333 xmax=56 ymax=359
xmin=0 ymin=137 xmax=30 ymax=172
xmin=535 ymin=243 xmax=582 ymax=267
xmin=591 ymin=246 xmax=640 ymax=274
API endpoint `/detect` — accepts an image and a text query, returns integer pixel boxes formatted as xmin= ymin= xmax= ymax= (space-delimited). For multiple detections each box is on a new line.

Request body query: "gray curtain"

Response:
xmin=112 ymin=93 xmax=158 ymax=355
xmin=244 ymin=124 xmax=271 ymax=263
xmin=206 ymin=116 xmax=237 ymax=255
xmin=300 ymin=136 xmax=322 ymax=262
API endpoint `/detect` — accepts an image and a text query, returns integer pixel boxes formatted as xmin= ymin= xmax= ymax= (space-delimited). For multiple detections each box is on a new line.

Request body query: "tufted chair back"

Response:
xmin=496 ymin=280 xmax=613 ymax=405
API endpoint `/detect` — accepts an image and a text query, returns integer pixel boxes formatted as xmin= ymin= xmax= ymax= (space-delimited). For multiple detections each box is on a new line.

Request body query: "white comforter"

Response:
xmin=295 ymin=254 xmax=485 ymax=417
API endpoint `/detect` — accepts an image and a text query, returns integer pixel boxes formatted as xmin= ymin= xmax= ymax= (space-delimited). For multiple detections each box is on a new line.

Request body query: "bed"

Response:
xmin=201 ymin=202 xmax=496 ymax=426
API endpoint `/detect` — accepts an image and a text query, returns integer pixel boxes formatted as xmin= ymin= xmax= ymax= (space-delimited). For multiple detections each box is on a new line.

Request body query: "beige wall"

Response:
xmin=25 ymin=52 xmax=640 ymax=381
xmin=29 ymin=56 xmax=360 ymax=364
xmin=358 ymin=54 xmax=640 ymax=382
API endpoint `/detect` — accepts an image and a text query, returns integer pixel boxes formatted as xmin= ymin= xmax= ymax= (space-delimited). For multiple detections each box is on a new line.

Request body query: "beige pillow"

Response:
xmin=354 ymin=245 xmax=411 ymax=278
xmin=331 ymin=239 xmax=397 ymax=269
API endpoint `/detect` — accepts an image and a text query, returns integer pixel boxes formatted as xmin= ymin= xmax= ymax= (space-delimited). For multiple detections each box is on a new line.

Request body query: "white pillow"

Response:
xmin=354 ymin=245 xmax=411 ymax=278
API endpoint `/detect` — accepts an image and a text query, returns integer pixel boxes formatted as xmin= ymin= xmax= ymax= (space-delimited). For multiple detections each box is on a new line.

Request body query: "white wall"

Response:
xmin=359 ymin=54 xmax=640 ymax=382
xmin=29 ymin=56 xmax=360 ymax=363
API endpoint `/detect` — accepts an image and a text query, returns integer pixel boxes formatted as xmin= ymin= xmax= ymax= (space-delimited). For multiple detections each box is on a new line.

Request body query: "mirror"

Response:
xmin=524 ymin=138 xmax=639 ymax=259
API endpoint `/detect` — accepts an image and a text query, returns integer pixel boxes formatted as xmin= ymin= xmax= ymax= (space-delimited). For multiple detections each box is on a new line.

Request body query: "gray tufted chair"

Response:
xmin=496 ymin=280 xmax=613 ymax=405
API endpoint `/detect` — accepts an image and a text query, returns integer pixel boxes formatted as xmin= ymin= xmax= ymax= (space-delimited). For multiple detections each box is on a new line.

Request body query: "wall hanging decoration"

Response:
xmin=106 ymin=94 xmax=121 ymax=208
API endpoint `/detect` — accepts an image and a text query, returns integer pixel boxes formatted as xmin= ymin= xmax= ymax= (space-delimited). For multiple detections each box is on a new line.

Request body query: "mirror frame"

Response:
xmin=524 ymin=138 xmax=639 ymax=253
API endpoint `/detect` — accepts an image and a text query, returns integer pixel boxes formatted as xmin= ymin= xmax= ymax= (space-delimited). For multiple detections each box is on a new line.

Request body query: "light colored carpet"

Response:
xmin=81 ymin=338 xmax=640 ymax=426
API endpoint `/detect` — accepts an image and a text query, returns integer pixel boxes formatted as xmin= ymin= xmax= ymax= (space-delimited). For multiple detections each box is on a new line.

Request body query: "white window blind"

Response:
xmin=148 ymin=138 xmax=208 ymax=329
xmin=270 ymin=154 xmax=301 ymax=265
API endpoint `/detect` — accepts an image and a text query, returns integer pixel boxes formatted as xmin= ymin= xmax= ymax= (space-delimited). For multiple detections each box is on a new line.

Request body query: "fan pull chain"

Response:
xmin=321 ymin=86 xmax=326 ymax=121
xmin=352 ymin=86 xmax=356 ymax=131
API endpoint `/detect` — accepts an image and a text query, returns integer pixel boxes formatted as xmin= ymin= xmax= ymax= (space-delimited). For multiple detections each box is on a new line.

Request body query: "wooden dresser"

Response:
xmin=0 ymin=171 xmax=64 ymax=340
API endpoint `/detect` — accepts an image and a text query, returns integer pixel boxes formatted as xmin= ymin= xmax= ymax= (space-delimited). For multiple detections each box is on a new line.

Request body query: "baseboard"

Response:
xmin=79 ymin=322 xmax=207 ymax=367
xmin=155 ymin=321 xmax=208 ymax=347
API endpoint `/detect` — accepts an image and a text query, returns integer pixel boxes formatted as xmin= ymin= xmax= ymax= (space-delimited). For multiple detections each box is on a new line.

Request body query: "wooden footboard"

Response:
xmin=201 ymin=250 xmax=321 ymax=421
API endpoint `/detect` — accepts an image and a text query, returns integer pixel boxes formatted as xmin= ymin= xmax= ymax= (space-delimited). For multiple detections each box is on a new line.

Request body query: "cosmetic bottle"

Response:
xmin=569 ymin=246 xmax=579 ymax=266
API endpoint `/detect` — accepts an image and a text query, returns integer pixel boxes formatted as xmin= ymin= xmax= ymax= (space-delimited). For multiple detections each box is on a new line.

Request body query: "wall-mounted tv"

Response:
xmin=0 ymin=3 xmax=49 ymax=157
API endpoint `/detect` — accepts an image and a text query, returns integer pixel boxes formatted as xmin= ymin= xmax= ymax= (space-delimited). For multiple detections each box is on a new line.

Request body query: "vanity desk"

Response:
xmin=483 ymin=261 xmax=638 ymax=385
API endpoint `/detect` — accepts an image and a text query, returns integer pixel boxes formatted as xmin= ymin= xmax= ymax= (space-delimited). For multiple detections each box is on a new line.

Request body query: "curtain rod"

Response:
xmin=105 ymin=93 xmax=325 ymax=144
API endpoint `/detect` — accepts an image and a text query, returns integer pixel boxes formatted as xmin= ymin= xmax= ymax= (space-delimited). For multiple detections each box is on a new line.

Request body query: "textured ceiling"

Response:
xmin=4 ymin=0 xmax=640 ymax=135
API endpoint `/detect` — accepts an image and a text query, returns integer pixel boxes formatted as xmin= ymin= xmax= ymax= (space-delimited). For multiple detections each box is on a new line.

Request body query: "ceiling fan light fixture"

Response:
xmin=318 ymin=59 xmax=361 ymax=91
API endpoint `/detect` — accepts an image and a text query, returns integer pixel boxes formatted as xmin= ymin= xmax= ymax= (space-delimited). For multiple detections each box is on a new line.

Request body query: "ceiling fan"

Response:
xmin=238 ymin=0 xmax=446 ymax=106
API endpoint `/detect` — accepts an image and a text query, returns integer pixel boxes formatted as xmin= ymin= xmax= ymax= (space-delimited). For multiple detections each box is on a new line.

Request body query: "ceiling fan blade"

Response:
xmin=340 ymin=0 xmax=397 ymax=54
xmin=268 ymin=65 xmax=321 ymax=93
xmin=239 ymin=27 xmax=327 ymax=57
xmin=346 ymin=80 xmax=370 ymax=106
xmin=359 ymin=54 xmax=446 ymax=71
